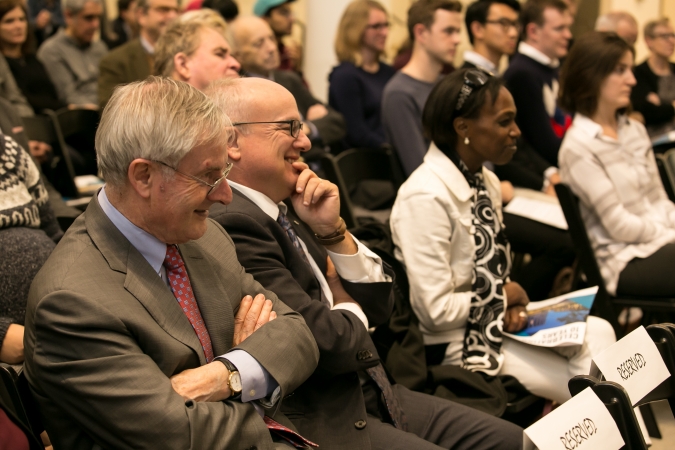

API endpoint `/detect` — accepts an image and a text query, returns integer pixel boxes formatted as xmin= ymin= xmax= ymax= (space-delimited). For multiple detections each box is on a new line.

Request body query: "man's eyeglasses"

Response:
xmin=484 ymin=18 xmax=522 ymax=33
xmin=366 ymin=21 xmax=390 ymax=31
xmin=653 ymin=32 xmax=675 ymax=40
xmin=455 ymin=69 xmax=491 ymax=112
xmin=233 ymin=120 xmax=303 ymax=138
xmin=154 ymin=160 xmax=233 ymax=196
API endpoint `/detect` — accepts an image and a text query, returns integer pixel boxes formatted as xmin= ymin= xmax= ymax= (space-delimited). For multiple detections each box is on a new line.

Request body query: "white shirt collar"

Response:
xmin=518 ymin=41 xmax=559 ymax=68
xmin=463 ymin=50 xmax=497 ymax=73
xmin=572 ymin=113 xmax=630 ymax=141
xmin=228 ymin=180 xmax=285 ymax=219
xmin=140 ymin=35 xmax=154 ymax=55
xmin=98 ymin=187 xmax=167 ymax=275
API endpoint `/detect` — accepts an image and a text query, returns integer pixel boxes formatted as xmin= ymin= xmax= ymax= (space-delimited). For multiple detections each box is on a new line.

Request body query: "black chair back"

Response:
xmin=22 ymin=114 xmax=79 ymax=199
xmin=555 ymin=183 xmax=621 ymax=335
xmin=0 ymin=365 xmax=43 ymax=449
xmin=640 ymin=324 xmax=675 ymax=415
xmin=655 ymin=154 xmax=675 ymax=203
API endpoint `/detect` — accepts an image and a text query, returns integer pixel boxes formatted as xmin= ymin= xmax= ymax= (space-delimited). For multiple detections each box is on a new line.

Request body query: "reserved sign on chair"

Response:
xmin=524 ymin=387 xmax=624 ymax=450
xmin=592 ymin=326 xmax=671 ymax=405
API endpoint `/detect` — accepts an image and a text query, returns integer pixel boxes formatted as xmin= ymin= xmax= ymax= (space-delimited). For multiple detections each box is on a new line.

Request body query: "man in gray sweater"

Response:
xmin=381 ymin=0 xmax=462 ymax=176
xmin=37 ymin=0 xmax=108 ymax=106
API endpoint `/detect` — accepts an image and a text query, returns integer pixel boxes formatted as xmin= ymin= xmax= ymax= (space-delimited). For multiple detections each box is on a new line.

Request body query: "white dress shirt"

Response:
xmin=229 ymin=181 xmax=390 ymax=330
xmin=462 ymin=50 xmax=497 ymax=74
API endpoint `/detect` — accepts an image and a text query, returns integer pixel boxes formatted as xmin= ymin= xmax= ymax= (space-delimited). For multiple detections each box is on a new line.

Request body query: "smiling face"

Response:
xmin=184 ymin=27 xmax=241 ymax=90
xmin=227 ymin=81 xmax=311 ymax=203
xmin=461 ymin=86 xmax=520 ymax=166
xmin=0 ymin=6 xmax=27 ymax=48
xmin=597 ymin=50 xmax=636 ymax=115
xmin=147 ymin=139 xmax=232 ymax=244
xmin=361 ymin=7 xmax=389 ymax=54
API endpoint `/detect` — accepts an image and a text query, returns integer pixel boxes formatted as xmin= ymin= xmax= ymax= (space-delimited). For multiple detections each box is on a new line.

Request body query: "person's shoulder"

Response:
xmin=209 ymin=191 xmax=272 ymax=227
xmin=36 ymin=35 xmax=62 ymax=56
xmin=378 ymin=62 xmax=396 ymax=77
xmin=383 ymin=72 xmax=420 ymax=96
xmin=103 ymin=38 xmax=141 ymax=60
xmin=330 ymin=62 xmax=358 ymax=79
xmin=504 ymin=53 xmax=539 ymax=76
xmin=272 ymin=69 xmax=304 ymax=89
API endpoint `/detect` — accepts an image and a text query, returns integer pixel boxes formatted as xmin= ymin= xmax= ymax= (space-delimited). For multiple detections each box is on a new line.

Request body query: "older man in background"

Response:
xmin=154 ymin=9 xmax=241 ymax=90
xmin=98 ymin=0 xmax=179 ymax=107
xmin=229 ymin=15 xmax=345 ymax=150
xmin=37 ymin=0 xmax=108 ymax=106
xmin=23 ymin=76 xmax=319 ymax=449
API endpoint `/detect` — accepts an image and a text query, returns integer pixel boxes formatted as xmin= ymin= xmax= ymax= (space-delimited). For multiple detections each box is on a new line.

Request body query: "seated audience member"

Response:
xmin=207 ymin=76 xmax=523 ymax=450
xmin=390 ymin=69 xmax=616 ymax=403
xmin=202 ymin=0 xmax=239 ymax=22
xmin=382 ymin=0 xmax=462 ymax=176
xmin=503 ymin=0 xmax=572 ymax=166
xmin=329 ymin=0 xmax=395 ymax=149
xmin=154 ymin=9 xmax=241 ymax=90
xmin=229 ymin=15 xmax=345 ymax=150
xmin=0 ymin=133 xmax=62 ymax=365
xmin=631 ymin=18 xmax=675 ymax=138
xmin=98 ymin=0 xmax=178 ymax=108
xmin=37 ymin=0 xmax=107 ymax=107
xmin=23 ymin=77 xmax=319 ymax=449
xmin=595 ymin=11 xmax=638 ymax=46
xmin=104 ymin=0 xmax=136 ymax=49
xmin=254 ymin=0 xmax=303 ymax=77
xmin=0 ymin=0 xmax=66 ymax=114
xmin=461 ymin=0 xmax=520 ymax=74
xmin=559 ymin=31 xmax=675 ymax=298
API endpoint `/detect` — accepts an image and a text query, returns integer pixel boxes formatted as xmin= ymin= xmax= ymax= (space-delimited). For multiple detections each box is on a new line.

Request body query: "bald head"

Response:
xmin=207 ymin=77 xmax=293 ymax=123
xmin=596 ymin=11 xmax=638 ymax=46
xmin=229 ymin=16 xmax=280 ymax=75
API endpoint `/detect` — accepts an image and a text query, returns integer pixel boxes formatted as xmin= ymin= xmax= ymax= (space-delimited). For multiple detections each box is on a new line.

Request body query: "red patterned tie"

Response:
xmin=263 ymin=416 xmax=319 ymax=448
xmin=163 ymin=245 xmax=215 ymax=363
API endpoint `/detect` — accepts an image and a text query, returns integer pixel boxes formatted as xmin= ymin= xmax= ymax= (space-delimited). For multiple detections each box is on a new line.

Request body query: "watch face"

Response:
xmin=230 ymin=372 xmax=242 ymax=393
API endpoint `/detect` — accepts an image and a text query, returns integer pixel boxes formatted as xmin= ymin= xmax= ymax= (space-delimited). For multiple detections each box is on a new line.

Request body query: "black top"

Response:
xmin=328 ymin=61 xmax=396 ymax=149
xmin=631 ymin=60 xmax=675 ymax=127
xmin=5 ymin=54 xmax=66 ymax=113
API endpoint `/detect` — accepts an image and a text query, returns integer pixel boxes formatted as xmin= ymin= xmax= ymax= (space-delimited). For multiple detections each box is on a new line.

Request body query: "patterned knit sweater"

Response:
xmin=0 ymin=133 xmax=62 ymax=353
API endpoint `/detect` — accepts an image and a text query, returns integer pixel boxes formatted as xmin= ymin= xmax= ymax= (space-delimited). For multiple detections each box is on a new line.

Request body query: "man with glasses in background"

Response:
xmin=503 ymin=0 xmax=572 ymax=167
xmin=461 ymin=0 xmax=520 ymax=74
xmin=381 ymin=0 xmax=463 ymax=176
xmin=22 ymin=76 xmax=320 ymax=449
xmin=98 ymin=0 xmax=179 ymax=108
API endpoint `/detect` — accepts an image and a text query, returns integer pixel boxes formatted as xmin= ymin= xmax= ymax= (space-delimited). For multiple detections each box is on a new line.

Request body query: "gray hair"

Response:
xmin=62 ymin=0 xmax=103 ymax=15
xmin=96 ymin=77 xmax=231 ymax=188
xmin=595 ymin=11 xmax=637 ymax=32
xmin=205 ymin=78 xmax=253 ymax=132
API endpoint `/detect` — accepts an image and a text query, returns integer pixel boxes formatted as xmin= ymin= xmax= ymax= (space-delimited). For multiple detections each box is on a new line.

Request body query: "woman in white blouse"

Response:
xmin=390 ymin=68 xmax=615 ymax=403
xmin=558 ymin=31 xmax=675 ymax=298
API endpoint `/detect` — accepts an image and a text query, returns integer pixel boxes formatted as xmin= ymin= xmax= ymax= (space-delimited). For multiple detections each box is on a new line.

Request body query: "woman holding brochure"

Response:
xmin=559 ymin=32 xmax=675 ymax=298
xmin=390 ymin=68 xmax=616 ymax=403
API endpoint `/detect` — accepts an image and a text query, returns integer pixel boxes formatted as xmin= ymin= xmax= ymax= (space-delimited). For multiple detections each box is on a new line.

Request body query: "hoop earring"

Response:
xmin=464 ymin=137 xmax=470 ymax=145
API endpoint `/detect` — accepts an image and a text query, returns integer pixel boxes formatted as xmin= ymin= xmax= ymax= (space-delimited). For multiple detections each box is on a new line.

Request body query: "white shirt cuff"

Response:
xmin=219 ymin=350 xmax=279 ymax=403
xmin=333 ymin=302 xmax=369 ymax=329
xmin=327 ymin=237 xmax=391 ymax=283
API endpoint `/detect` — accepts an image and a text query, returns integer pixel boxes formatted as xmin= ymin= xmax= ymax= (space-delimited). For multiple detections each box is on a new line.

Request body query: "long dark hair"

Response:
xmin=559 ymin=31 xmax=635 ymax=117
xmin=423 ymin=68 xmax=505 ymax=157
xmin=0 ymin=0 xmax=35 ymax=56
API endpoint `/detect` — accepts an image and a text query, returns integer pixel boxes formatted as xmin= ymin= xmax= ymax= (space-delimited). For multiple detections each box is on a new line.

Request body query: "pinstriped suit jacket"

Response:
xmin=23 ymin=195 xmax=319 ymax=450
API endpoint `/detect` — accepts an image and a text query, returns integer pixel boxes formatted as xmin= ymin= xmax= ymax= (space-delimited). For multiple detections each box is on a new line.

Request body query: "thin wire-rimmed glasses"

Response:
xmin=232 ymin=120 xmax=303 ymax=138
xmin=455 ymin=69 xmax=492 ymax=112
xmin=154 ymin=160 xmax=233 ymax=196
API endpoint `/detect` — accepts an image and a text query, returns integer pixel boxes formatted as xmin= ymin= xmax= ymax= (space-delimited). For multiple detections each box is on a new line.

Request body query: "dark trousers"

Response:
xmin=617 ymin=243 xmax=675 ymax=297
xmin=363 ymin=382 xmax=523 ymax=450
xmin=503 ymin=213 xmax=576 ymax=301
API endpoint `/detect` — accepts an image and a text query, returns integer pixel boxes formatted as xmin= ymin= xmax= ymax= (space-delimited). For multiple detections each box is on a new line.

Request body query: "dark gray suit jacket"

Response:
xmin=23 ymin=196 xmax=319 ymax=450
xmin=210 ymin=189 xmax=395 ymax=449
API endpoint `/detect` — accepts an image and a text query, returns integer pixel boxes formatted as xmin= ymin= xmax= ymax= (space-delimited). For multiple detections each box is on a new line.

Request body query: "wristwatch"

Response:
xmin=219 ymin=358 xmax=242 ymax=400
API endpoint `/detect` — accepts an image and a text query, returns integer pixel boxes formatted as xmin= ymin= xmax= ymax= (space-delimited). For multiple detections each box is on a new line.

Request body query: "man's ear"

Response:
xmin=173 ymin=52 xmax=190 ymax=81
xmin=413 ymin=22 xmax=429 ymax=45
xmin=525 ymin=23 xmax=539 ymax=44
xmin=470 ymin=21 xmax=485 ymax=42
xmin=127 ymin=159 xmax=154 ymax=198
xmin=227 ymin=129 xmax=242 ymax=162
xmin=454 ymin=116 xmax=469 ymax=139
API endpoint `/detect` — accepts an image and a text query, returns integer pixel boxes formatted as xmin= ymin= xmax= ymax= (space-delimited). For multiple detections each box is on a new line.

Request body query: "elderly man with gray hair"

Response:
xmin=37 ymin=0 xmax=108 ymax=106
xmin=595 ymin=11 xmax=639 ymax=46
xmin=22 ymin=76 xmax=319 ymax=449
xmin=154 ymin=9 xmax=241 ymax=90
